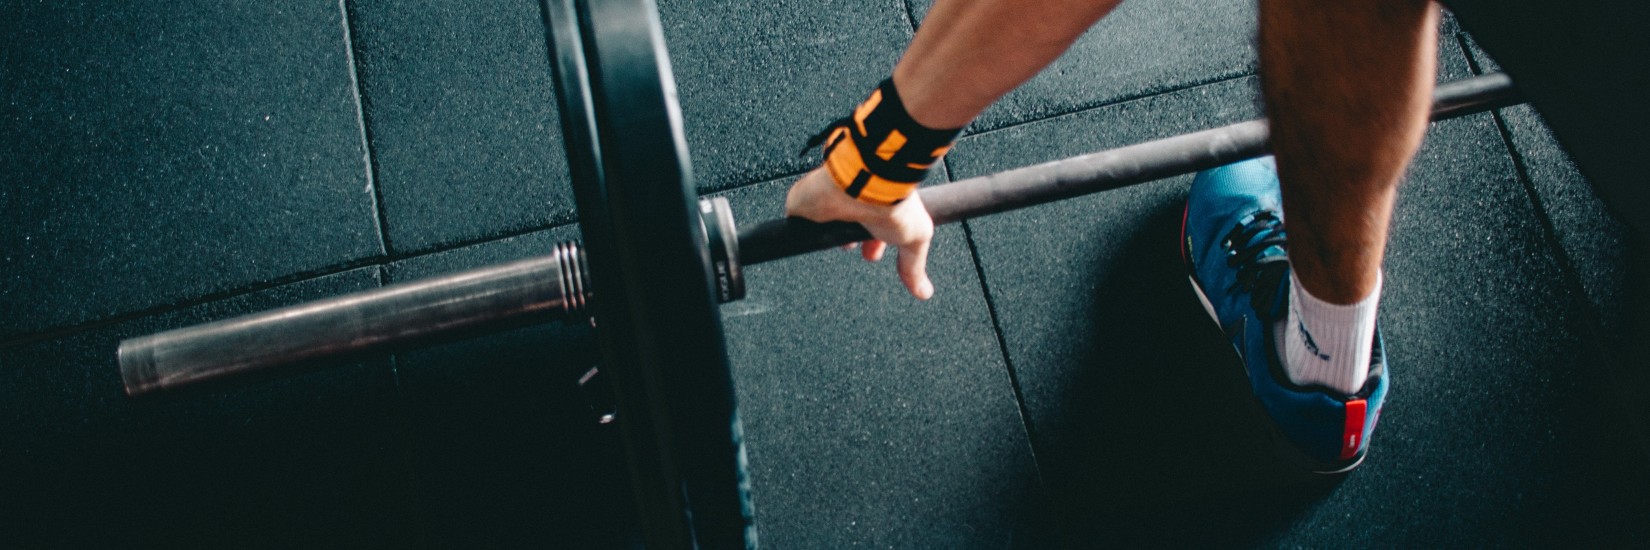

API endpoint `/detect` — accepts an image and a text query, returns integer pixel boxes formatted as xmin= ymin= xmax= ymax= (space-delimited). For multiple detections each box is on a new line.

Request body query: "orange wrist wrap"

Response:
xmin=801 ymin=79 xmax=963 ymax=206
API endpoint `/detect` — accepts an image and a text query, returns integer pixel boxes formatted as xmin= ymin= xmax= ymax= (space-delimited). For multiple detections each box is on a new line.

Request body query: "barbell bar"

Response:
xmin=115 ymin=0 xmax=1519 ymax=543
xmin=118 ymin=72 xmax=1519 ymax=397
xmin=115 ymin=69 xmax=1521 ymax=550
xmin=736 ymin=72 xmax=1519 ymax=263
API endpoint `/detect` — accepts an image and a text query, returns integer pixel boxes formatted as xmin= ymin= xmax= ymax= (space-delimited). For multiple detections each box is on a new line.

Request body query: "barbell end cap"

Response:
xmin=117 ymin=336 xmax=160 ymax=398
xmin=701 ymin=196 xmax=745 ymax=303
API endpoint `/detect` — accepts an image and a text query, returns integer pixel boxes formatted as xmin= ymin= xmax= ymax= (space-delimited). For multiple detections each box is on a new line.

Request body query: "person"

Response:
xmin=785 ymin=0 xmax=1650 ymax=472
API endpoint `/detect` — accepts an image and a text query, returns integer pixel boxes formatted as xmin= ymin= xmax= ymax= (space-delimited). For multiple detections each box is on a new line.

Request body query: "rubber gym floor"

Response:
xmin=4 ymin=0 xmax=1647 ymax=547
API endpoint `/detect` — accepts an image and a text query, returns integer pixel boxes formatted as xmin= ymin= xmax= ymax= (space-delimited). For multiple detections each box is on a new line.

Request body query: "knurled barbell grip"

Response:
xmin=736 ymin=73 xmax=1520 ymax=266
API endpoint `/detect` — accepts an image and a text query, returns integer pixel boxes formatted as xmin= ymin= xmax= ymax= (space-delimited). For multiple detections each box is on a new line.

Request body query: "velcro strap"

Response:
xmin=807 ymin=79 xmax=962 ymax=206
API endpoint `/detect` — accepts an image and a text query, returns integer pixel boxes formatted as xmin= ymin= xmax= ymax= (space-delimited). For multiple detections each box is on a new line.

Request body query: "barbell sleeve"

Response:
xmin=119 ymin=243 xmax=591 ymax=396
xmin=736 ymin=72 xmax=1520 ymax=265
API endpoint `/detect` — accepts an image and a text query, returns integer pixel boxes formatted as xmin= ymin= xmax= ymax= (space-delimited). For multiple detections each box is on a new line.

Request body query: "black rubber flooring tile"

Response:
xmin=1334 ymin=112 xmax=1650 ymax=548
xmin=1461 ymin=35 xmax=1634 ymax=349
xmin=0 ymin=268 xmax=419 ymax=548
xmin=346 ymin=0 xmax=574 ymax=254
xmin=906 ymin=0 xmax=1259 ymax=133
xmin=952 ymin=78 xmax=1283 ymax=546
xmin=713 ymin=177 xmax=1054 ymax=548
xmin=1497 ymin=105 xmax=1635 ymax=344
xmin=1462 ymin=34 xmax=1648 ymax=451
xmin=383 ymin=226 xmax=642 ymax=548
xmin=954 ymin=66 xmax=1650 ymax=549
xmin=659 ymin=0 xmax=915 ymax=191
xmin=1 ymin=1 xmax=383 ymax=340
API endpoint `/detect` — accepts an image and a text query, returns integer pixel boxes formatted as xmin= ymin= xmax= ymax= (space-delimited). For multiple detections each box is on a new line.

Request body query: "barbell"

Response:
xmin=114 ymin=0 xmax=1522 ymax=546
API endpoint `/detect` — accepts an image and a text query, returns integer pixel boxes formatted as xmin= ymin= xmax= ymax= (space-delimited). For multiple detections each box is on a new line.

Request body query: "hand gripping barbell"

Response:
xmin=114 ymin=0 xmax=1522 ymax=546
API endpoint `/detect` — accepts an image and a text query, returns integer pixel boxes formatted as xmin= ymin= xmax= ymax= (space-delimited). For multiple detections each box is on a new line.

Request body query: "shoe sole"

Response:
xmin=1181 ymin=203 xmax=1366 ymax=475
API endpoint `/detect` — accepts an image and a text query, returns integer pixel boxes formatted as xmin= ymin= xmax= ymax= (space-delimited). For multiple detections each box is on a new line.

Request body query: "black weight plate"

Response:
xmin=542 ymin=0 xmax=756 ymax=548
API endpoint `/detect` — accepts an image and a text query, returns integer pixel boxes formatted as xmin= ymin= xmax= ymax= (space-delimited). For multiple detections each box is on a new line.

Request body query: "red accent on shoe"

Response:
xmin=1341 ymin=399 xmax=1367 ymax=460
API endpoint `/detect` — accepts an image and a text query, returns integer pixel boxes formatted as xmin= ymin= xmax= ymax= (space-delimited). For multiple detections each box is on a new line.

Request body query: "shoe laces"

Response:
xmin=1221 ymin=210 xmax=1290 ymax=320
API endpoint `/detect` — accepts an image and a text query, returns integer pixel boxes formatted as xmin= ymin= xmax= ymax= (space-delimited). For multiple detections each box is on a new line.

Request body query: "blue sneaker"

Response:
xmin=1181 ymin=157 xmax=1389 ymax=474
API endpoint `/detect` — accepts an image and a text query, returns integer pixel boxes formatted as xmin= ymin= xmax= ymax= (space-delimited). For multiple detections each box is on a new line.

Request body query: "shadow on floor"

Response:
xmin=1030 ymin=198 xmax=1349 ymax=547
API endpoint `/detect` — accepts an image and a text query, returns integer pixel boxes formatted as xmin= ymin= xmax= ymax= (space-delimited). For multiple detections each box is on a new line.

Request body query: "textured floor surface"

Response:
xmin=3 ymin=0 xmax=1646 ymax=548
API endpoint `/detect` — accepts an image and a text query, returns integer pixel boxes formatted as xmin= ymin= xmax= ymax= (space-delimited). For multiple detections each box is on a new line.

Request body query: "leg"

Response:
xmin=1183 ymin=0 xmax=1437 ymax=470
xmin=1266 ymin=0 xmax=1437 ymax=393
xmin=787 ymin=0 xmax=1121 ymax=299
xmin=1262 ymin=0 xmax=1439 ymax=304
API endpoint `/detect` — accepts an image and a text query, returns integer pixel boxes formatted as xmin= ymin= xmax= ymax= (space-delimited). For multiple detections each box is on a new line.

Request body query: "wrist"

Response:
xmin=805 ymin=78 xmax=962 ymax=206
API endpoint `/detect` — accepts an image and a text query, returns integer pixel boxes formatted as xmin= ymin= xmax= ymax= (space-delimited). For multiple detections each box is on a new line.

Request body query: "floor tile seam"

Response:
xmin=956 ymin=214 xmax=1053 ymax=492
xmin=1455 ymin=31 xmax=1487 ymax=79
xmin=958 ymin=71 xmax=1257 ymax=142
xmin=1464 ymin=30 xmax=1650 ymax=455
xmin=388 ymin=212 xmax=582 ymax=264
xmin=900 ymin=0 xmax=919 ymax=32
xmin=1457 ymin=32 xmax=1606 ymax=340
xmin=0 ymin=219 xmax=587 ymax=351
xmin=939 ymin=160 xmax=1045 ymax=462
xmin=2 ymin=0 xmax=449 ymax=351
xmin=1484 ymin=104 xmax=1650 ymax=457
xmin=337 ymin=0 xmax=393 ymax=258
xmin=702 ymin=168 xmax=814 ymax=196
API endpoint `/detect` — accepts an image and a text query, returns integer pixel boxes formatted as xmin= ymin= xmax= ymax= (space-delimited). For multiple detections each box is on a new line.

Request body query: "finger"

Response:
xmin=895 ymin=239 xmax=934 ymax=300
xmin=861 ymin=240 xmax=887 ymax=262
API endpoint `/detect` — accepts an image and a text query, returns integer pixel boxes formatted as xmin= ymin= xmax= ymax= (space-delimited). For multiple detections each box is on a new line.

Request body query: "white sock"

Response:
xmin=1271 ymin=269 xmax=1381 ymax=395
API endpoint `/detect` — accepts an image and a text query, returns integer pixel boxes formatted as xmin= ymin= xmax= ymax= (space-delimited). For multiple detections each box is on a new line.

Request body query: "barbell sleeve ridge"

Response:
xmin=736 ymin=72 xmax=1520 ymax=265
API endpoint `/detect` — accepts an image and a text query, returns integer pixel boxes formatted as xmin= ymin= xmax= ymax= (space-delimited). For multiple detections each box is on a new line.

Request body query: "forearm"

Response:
xmin=893 ymin=0 xmax=1123 ymax=128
